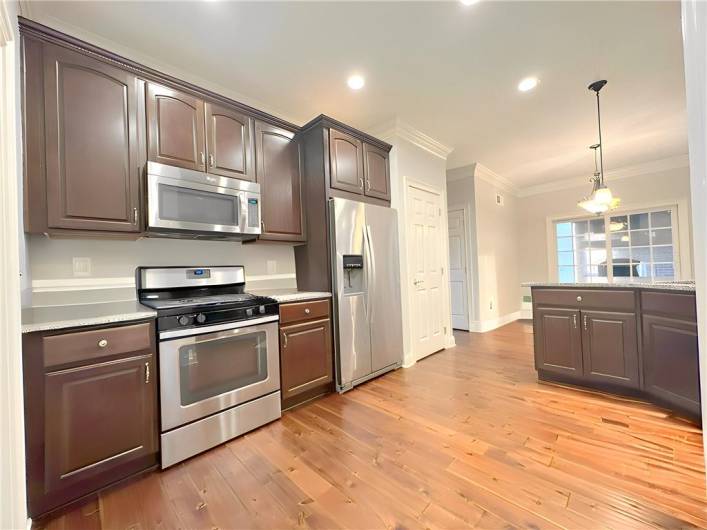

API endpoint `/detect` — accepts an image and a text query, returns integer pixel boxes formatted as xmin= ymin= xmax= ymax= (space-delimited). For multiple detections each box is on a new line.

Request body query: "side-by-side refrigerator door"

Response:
xmin=364 ymin=203 xmax=404 ymax=372
xmin=331 ymin=198 xmax=372 ymax=389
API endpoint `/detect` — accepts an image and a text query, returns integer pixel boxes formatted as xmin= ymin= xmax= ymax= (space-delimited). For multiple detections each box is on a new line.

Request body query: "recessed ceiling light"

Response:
xmin=518 ymin=77 xmax=539 ymax=92
xmin=347 ymin=74 xmax=365 ymax=90
xmin=460 ymin=0 xmax=479 ymax=5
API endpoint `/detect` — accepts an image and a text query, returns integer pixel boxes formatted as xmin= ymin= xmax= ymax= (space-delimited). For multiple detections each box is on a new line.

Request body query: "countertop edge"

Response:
xmin=522 ymin=282 xmax=696 ymax=293
xmin=22 ymin=310 xmax=157 ymax=334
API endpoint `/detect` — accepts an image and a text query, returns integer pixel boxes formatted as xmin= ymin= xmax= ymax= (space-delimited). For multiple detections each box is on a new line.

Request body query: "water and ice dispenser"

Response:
xmin=342 ymin=254 xmax=364 ymax=294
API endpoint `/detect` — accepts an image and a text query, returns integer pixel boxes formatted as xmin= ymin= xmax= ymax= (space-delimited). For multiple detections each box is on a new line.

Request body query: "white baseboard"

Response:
xmin=445 ymin=335 xmax=456 ymax=348
xmin=469 ymin=311 xmax=522 ymax=333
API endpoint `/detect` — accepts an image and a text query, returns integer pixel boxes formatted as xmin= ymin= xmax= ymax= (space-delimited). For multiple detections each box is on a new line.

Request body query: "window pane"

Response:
xmin=632 ymin=247 xmax=651 ymax=263
xmin=651 ymin=210 xmax=672 ymax=228
xmin=574 ymin=221 xmax=589 ymax=235
xmin=635 ymin=262 xmax=651 ymax=279
xmin=610 ymin=231 xmax=629 ymax=247
xmin=556 ymin=222 xmax=572 ymax=237
xmin=630 ymin=230 xmax=650 ymax=246
xmin=653 ymin=245 xmax=674 ymax=263
xmin=557 ymin=237 xmax=573 ymax=252
xmin=651 ymin=228 xmax=673 ymax=245
xmin=653 ymin=263 xmax=675 ymax=279
xmin=558 ymin=267 xmax=575 ymax=282
xmin=609 ymin=216 xmax=628 ymax=232
xmin=558 ymin=252 xmax=574 ymax=266
xmin=590 ymin=218 xmax=605 ymax=234
xmin=630 ymin=213 xmax=649 ymax=230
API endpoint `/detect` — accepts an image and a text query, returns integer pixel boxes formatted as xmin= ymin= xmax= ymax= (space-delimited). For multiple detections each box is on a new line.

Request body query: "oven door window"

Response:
xmin=178 ymin=331 xmax=267 ymax=406
xmin=158 ymin=183 xmax=240 ymax=227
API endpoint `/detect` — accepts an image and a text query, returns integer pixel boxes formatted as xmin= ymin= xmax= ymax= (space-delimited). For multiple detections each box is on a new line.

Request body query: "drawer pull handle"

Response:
xmin=304 ymin=308 xmax=311 ymax=315
xmin=97 ymin=339 xmax=108 ymax=348
xmin=283 ymin=333 xmax=288 ymax=348
xmin=583 ymin=314 xmax=589 ymax=331
xmin=145 ymin=362 xmax=150 ymax=384
xmin=576 ymin=296 xmax=583 ymax=302
xmin=573 ymin=314 xmax=577 ymax=329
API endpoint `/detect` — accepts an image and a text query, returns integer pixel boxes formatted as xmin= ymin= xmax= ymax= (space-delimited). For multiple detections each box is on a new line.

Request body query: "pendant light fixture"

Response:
xmin=577 ymin=80 xmax=621 ymax=215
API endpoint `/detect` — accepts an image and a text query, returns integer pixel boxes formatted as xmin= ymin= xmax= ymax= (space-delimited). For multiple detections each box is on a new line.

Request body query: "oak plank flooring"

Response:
xmin=35 ymin=321 xmax=705 ymax=529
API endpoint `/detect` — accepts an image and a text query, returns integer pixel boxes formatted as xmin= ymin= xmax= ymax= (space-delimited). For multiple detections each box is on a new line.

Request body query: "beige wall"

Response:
xmin=517 ymin=166 xmax=693 ymax=294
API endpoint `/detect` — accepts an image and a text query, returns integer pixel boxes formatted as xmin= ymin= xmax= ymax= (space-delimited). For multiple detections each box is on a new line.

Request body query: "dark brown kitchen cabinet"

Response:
xmin=205 ymin=102 xmax=255 ymax=181
xmin=329 ymin=128 xmax=365 ymax=194
xmin=23 ymin=321 xmax=158 ymax=519
xmin=147 ymin=82 xmax=206 ymax=171
xmin=40 ymin=43 xmax=142 ymax=233
xmin=279 ymin=299 xmax=334 ymax=410
xmin=581 ymin=311 xmax=639 ymax=389
xmin=533 ymin=307 xmax=582 ymax=377
xmin=643 ymin=314 xmax=701 ymax=419
xmin=255 ymin=121 xmax=305 ymax=242
xmin=363 ymin=142 xmax=391 ymax=201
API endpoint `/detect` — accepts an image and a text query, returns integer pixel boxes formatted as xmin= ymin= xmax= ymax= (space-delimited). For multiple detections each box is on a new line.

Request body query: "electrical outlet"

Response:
xmin=266 ymin=260 xmax=277 ymax=275
xmin=489 ymin=299 xmax=494 ymax=311
xmin=72 ymin=257 xmax=92 ymax=277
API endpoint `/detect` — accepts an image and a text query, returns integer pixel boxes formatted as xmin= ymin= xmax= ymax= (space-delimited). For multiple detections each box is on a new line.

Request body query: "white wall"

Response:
xmin=0 ymin=1 xmax=27 ymax=527
xmin=387 ymin=133 xmax=455 ymax=367
xmin=27 ymin=236 xmax=297 ymax=305
xmin=681 ymin=0 xmax=707 ymax=468
xmin=518 ymin=165 xmax=694 ymax=294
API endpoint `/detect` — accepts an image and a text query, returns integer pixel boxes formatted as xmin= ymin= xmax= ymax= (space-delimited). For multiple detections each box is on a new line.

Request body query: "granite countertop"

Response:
xmin=522 ymin=281 xmax=696 ymax=293
xmin=252 ymin=289 xmax=333 ymax=303
xmin=22 ymin=301 xmax=157 ymax=334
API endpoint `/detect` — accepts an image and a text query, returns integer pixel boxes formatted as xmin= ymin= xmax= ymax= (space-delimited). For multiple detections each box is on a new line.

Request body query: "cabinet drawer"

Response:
xmin=532 ymin=289 xmax=635 ymax=311
xmin=641 ymin=291 xmax=697 ymax=321
xmin=42 ymin=322 xmax=154 ymax=369
xmin=279 ymin=299 xmax=330 ymax=324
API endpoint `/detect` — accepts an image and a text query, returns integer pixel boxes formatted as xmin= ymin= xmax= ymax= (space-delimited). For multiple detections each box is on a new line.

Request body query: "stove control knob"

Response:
xmin=178 ymin=316 xmax=190 ymax=326
xmin=246 ymin=308 xmax=254 ymax=317
xmin=259 ymin=305 xmax=266 ymax=315
xmin=196 ymin=313 xmax=207 ymax=324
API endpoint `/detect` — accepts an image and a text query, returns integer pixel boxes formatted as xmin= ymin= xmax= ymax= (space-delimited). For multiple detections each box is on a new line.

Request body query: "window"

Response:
xmin=554 ymin=207 xmax=678 ymax=283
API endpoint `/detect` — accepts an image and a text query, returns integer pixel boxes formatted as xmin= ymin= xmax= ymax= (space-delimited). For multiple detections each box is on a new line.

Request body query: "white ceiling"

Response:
xmin=28 ymin=1 xmax=688 ymax=188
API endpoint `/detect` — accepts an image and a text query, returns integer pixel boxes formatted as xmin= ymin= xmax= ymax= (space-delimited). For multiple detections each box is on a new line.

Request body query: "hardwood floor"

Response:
xmin=38 ymin=321 xmax=705 ymax=530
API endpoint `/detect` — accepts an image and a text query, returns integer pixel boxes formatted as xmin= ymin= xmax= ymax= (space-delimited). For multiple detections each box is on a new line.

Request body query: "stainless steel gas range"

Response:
xmin=136 ymin=266 xmax=281 ymax=468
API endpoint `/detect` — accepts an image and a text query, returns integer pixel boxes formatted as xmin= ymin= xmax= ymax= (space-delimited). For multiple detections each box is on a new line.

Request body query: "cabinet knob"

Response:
xmin=97 ymin=339 xmax=108 ymax=348
xmin=576 ymin=296 xmax=583 ymax=302
xmin=304 ymin=308 xmax=311 ymax=314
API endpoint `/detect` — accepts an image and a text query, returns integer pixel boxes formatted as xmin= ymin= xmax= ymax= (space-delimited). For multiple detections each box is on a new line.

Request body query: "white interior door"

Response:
xmin=406 ymin=184 xmax=446 ymax=361
xmin=448 ymin=209 xmax=469 ymax=330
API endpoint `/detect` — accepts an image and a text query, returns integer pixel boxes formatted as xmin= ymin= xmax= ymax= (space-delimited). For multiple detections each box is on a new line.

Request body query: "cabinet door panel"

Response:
xmin=329 ymin=128 xmax=364 ymax=194
xmin=255 ymin=121 xmax=304 ymax=241
xmin=643 ymin=314 xmax=700 ymax=416
xmin=43 ymin=45 xmax=140 ymax=232
xmin=280 ymin=318 xmax=333 ymax=402
xmin=147 ymin=83 xmax=205 ymax=171
xmin=581 ymin=311 xmax=639 ymax=389
xmin=44 ymin=355 xmax=156 ymax=493
xmin=363 ymin=142 xmax=390 ymax=201
xmin=534 ymin=307 xmax=582 ymax=376
xmin=205 ymin=102 xmax=255 ymax=181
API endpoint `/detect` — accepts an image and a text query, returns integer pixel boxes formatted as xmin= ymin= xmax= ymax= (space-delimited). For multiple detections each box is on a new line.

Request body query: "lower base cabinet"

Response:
xmin=279 ymin=299 xmax=334 ymax=410
xmin=23 ymin=321 xmax=158 ymax=519
xmin=581 ymin=310 xmax=639 ymax=389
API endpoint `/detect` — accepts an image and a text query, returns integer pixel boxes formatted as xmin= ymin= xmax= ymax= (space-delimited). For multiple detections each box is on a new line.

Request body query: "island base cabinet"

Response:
xmin=642 ymin=314 xmax=701 ymax=420
xmin=534 ymin=308 xmax=582 ymax=377
xmin=581 ymin=311 xmax=639 ymax=389
xmin=23 ymin=322 xmax=158 ymax=519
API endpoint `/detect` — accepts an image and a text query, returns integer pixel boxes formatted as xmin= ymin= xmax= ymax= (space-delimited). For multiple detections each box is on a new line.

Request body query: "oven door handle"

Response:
xmin=159 ymin=315 xmax=279 ymax=340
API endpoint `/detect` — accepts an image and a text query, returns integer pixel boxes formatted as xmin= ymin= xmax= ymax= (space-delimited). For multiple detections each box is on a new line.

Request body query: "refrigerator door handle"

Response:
xmin=364 ymin=224 xmax=375 ymax=322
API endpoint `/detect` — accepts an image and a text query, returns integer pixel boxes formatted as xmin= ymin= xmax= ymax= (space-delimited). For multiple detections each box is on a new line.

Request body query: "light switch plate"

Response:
xmin=72 ymin=257 xmax=92 ymax=277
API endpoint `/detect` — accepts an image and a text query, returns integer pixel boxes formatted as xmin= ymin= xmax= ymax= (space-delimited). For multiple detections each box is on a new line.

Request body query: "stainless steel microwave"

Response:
xmin=147 ymin=162 xmax=261 ymax=239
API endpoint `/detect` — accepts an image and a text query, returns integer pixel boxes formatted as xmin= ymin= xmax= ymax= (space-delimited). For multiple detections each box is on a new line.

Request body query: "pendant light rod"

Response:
xmin=588 ymin=79 xmax=607 ymax=186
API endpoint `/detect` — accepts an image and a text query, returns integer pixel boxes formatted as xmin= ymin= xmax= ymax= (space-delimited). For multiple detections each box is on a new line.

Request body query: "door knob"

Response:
xmin=414 ymin=279 xmax=423 ymax=286
xmin=97 ymin=339 xmax=108 ymax=348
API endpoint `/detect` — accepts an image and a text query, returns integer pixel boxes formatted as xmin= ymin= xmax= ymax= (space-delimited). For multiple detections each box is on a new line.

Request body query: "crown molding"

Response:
xmin=473 ymin=163 xmax=519 ymax=195
xmin=517 ymin=154 xmax=690 ymax=197
xmin=368 ymin=118 xmax=453 ymax=160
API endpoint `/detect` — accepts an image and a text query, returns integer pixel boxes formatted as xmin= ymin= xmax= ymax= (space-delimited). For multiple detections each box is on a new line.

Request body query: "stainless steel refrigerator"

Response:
xmin=329 ymin=197 xmax=404 ymax=392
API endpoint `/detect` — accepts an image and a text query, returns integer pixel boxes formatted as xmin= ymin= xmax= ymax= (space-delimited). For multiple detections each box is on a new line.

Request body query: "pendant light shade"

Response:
xmin=578 ymin=80 xmax=621 ymax=215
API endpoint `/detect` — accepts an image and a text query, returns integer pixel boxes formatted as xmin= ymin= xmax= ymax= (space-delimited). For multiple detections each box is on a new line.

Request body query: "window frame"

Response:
xmin=547 ymin=203 xmax=683 ymax=283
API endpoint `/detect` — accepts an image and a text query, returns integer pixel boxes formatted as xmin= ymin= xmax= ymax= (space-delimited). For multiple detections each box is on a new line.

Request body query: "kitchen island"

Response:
xmin=524 ymin=281 xmax=701 ymax=423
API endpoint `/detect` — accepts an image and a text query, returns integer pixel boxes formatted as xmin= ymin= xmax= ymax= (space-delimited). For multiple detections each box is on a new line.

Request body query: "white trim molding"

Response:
xmin=469 ymin=311 xmax=522 ymax=333
xmin=517 ymin=154 xmax=690 ymax=197
xmin=368 ymin=117 xmax=453 ymax=160
xmin=474 ymin=163 xmax=519 ymax=196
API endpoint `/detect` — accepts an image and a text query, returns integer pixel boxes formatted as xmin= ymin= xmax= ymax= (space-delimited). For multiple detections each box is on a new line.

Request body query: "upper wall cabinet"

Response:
xmin=329 ymin=128 xmax=365 ymax=195
xmin=146 ymin=83 xmax=206 ymax=172
xmin=255 ymin=121 xmax=305 ymax=242
xmin=363 ymin=143 xmax=391 ymax=201
xmin=26 ymin=41 xmax=142 ymax=234
xmin=205 ymin=103 xmax=255 ymax=181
